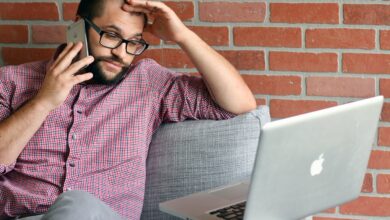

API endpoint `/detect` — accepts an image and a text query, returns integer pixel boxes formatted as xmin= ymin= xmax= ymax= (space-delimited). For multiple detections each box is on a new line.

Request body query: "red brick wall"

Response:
xmin=1 ymin=1 xmax=390 ymax=219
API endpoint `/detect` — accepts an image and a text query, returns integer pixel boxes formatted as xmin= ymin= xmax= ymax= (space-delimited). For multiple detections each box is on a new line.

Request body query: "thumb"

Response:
xmin=144 ymin=23 xmax=153 ymax=33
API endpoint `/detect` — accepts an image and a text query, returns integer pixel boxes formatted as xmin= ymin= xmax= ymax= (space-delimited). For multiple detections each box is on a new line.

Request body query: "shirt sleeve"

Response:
xmin=0 ymin=66 xmax=13 ymax=121
xmin=159 ymin=74 xmax=237 ymax=123
xmin=0 ymin=66 xmax=16 ymax=175
xmin=0 ymin=162 xmax=16 ymax=175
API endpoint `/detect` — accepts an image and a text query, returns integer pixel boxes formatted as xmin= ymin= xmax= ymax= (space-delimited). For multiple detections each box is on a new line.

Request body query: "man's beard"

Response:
xmin=85 ymin=56 xmax=130 ymax=85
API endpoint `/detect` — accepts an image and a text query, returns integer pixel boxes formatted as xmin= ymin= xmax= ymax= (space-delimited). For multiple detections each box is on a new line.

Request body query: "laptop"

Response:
xmin=159 ymin=96 xmax=384 ymax=220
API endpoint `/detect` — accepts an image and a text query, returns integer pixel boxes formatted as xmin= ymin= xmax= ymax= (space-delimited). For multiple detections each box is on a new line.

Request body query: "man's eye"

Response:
xmin=128 ymin=41 xmax=137 ymax=46
xmin=106 ymin=33 xmax=119 ymax=39
xmin=131 ymin=39 xmax=146 ymax=45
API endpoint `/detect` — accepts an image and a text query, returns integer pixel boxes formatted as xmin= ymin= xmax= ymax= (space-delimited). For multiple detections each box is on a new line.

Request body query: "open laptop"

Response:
xmin=159 ymin=96 xmax=384 ymax=220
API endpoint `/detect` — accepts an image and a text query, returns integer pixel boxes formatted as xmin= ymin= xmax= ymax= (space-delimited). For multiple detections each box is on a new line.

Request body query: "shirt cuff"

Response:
xmin=0 ymin=162 xmax=16 ymax=175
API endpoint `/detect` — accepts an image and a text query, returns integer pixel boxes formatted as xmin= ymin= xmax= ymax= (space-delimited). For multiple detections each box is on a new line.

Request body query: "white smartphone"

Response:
xmin=66 ymin=19 xmax=89 ymax=60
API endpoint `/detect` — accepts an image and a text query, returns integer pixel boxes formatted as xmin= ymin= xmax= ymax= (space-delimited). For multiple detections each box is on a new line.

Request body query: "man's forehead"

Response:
xmin=97 ymin=0 xmax=130 ymax=17
xmin=93 ymin=14 xmax=144 ymax=39
xmin=97 ymin=1 xmax=144 ymax=24
xmin=102 ymin=23 xmax=143 ymax=38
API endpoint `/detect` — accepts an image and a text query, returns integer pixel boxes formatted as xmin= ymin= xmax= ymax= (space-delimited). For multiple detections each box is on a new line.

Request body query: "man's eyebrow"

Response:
xmin=103 ymin=25 xmax=143 ymax=39
xmin=132 ymin=33 xmax=143 ymax=38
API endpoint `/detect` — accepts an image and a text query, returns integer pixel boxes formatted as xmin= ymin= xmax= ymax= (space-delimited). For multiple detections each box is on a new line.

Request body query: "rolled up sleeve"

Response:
xmin=0 ymin=162 xmax=16 ymax=175
xmin=0 ymin=66 xmax=16 ymax=176
xmin=0 ymin=66 xmax=13 ymax=121
xmin=161 ymin=75 xmax=237 ymax=122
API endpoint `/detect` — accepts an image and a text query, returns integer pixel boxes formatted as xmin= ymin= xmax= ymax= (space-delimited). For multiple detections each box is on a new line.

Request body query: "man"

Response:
xmin=0 ymin=0 xmax=256 ymax=219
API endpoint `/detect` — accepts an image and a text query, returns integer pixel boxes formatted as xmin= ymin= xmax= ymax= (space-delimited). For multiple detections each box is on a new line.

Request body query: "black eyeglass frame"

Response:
xmin=84 ymin=18 xmax=149 ymax=56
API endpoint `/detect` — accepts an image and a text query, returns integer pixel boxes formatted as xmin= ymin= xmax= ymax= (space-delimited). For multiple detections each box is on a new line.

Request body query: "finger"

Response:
xmin=127 ymin=0 xmax=166 ymax=11
xmin=144 ymin=24 xmax=154 ymax=33
xmin=71 ymin=72 xmax=94 ymax=85
xmin=64 ymin=55 xmax=94 ymax=76
xmin=46 ymin=59 xmax=54 ymax=73
xmin=52 ymin=43 xmax=68 ymax=63
xmin=122 ymin=4 xmax=157 ymax=26
xmin=52 ymin=42 xmax=81 ymax=70
xmin=51 ymin=42 xmax=75 ymax=69
xmin=122 ymin=4 xmax=152 ymax=14
xmin=55 ymin=42 xmax=84 ymax=72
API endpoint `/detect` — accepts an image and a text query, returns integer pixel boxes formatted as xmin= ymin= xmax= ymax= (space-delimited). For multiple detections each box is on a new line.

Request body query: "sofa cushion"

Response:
xmin=141 ymin=106 xmax=270 ymax=220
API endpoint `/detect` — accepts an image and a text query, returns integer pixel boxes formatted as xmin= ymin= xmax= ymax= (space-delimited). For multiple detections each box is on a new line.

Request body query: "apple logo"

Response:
xmin=310 ymin=153 xmax=325 ymax=176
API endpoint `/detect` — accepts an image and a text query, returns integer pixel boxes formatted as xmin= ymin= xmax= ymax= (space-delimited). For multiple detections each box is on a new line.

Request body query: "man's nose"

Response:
xmin=111 ymin=42 xmax=127 ymax=58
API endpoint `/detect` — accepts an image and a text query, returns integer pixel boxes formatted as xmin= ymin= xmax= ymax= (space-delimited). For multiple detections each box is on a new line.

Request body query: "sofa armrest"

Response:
xmin=141 ymin=106 xmax=270 ymax=220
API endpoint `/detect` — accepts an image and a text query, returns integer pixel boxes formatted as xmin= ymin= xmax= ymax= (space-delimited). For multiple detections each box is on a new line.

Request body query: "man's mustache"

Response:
xmin=94 ymin=56 xmax=129 ymax=68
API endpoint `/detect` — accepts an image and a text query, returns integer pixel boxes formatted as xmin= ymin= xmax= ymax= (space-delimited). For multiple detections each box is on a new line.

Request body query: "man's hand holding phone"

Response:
xmin=34 ymin=42 xmax=94 ymax=112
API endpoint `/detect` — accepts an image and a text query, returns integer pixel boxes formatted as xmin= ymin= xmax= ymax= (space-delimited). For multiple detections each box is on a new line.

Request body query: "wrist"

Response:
xmin=176 ymin=28 xmax=198 ymax=46
xmin=29 ymin=97 xmax=56 ymax=114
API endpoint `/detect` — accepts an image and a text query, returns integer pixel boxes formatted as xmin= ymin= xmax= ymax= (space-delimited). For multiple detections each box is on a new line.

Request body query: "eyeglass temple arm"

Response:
xmin=84 ymin=18 xmax=101 ymax=34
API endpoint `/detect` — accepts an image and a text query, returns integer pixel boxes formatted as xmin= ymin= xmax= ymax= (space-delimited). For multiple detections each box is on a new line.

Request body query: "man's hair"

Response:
xmin=77 ymin=0 xmax=106 ymax=20
xmin=76 ymin=0 xmax=147 ymax=26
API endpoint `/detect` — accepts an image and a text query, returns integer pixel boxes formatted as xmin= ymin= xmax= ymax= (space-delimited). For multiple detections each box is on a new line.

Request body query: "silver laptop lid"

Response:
xmin=245 ymin=96 xmax=383 ymax=220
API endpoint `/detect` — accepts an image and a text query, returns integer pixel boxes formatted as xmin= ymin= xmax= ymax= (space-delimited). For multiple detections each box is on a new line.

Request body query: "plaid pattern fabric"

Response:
xmin=0 ymin=58 xmax=234 ymax=219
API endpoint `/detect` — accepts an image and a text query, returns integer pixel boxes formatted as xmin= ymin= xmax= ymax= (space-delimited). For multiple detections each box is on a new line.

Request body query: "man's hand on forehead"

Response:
xmin=122 ymin=0 xmax=189 ymax=43
xmin=122 ymin=0 xmax=164 ymax=21
xmin=123 ymin=0 xmax=159 ymax=12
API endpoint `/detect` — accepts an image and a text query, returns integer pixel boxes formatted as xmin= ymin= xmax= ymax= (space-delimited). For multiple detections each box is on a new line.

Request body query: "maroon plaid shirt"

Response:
xmin=0 ymin=58 xmax=234 ymax=219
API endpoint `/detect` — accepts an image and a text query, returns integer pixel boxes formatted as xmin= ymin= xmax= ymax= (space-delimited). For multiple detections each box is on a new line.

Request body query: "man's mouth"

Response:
xmin=102 ymin=60 xmax=124 ymax=71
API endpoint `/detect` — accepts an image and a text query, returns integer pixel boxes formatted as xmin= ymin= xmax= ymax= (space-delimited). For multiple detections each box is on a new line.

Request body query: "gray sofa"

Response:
xmin=141 ymin=106 xmax=271 ymax=220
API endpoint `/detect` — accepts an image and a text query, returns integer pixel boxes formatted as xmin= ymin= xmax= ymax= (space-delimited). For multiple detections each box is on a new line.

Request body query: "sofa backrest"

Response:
xmin=141 ymin=106 xmax=270 ymax=220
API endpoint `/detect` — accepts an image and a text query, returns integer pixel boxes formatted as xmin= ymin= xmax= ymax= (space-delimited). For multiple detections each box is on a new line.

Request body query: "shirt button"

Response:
xmin=69 ymin=162 xmax=75 ymax=167
xmin=76 ymin=110 xmax=82 ymax=114
xmin=72 ymin=134 xmax=77 ymax=140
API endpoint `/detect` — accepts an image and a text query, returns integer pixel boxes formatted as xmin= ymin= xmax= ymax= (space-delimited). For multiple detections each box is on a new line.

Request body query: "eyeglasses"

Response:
xmin=84 ymin=18 xmax=149 ymax=56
